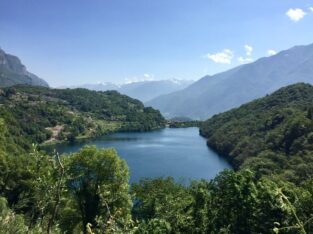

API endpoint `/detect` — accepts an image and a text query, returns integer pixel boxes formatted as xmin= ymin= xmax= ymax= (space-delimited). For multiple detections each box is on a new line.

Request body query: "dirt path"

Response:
xmin=44 ymin=125 xmax=64 ymax=144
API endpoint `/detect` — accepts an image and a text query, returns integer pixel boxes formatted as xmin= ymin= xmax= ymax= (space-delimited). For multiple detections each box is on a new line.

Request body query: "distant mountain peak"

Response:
xmin=59 ymin=79 xmax=194 ymax=103
xmin=0 ymin=48 xmax=49 ymax=87
xmin=168 ymin=78 xmax=194 ymax=85
xmin=146 ymin=43 xmax=313 ymax=120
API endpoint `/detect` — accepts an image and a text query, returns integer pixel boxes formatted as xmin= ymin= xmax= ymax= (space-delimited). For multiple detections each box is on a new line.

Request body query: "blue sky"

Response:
xmin=1 ymin=0 xmax=313 ymax=87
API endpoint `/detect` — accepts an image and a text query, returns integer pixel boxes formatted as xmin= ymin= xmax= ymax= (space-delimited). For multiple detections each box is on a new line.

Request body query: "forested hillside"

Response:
xmin=0 ymin=84 xmax=313 ymax=233
xmin=200 ymin=83 xmax=313 ymax=184
xmin=0 ymin=85 xmax=165 ymax=150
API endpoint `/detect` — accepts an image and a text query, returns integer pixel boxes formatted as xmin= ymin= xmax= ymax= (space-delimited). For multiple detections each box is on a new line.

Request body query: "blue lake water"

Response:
xmin=46 ymin=127 xmax=231 ymax=183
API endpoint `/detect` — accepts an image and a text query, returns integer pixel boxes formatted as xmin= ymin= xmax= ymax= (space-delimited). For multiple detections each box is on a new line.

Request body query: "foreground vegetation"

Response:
xmin=0 ymin=83 xmax=313 ymax=233
xmin=1 ymin=143 xmax=312 ymax=233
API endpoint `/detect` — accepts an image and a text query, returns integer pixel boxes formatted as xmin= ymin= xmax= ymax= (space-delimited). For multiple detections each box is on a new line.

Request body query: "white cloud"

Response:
xmin=237 ymin=56 xmax=253 ymax=64
xmin=236 ymin=45 xmax=254 ymax=64
xmin=267 ymin=50 xmax=277 ymax=56
xmin=143 ymin=73 xmax=152 ymax=79
xmin=124 ymin=73 xmax=155 ymax=84
xmin=286 ymin=8 xmax=306 ymax=22
xmin=244 ymin=45 xmax=253 ymax=56
xmin=205 ymin=49 xmax=234 ymax=64
xmin=309 ymin=7 xmax=313 ymax=12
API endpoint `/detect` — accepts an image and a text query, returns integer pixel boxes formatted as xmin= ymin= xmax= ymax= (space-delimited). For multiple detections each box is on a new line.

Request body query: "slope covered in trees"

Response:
xmin=0 ymin=84 xmax=313 ymax=233
xmin=0 ymin=85 xmax=165 ymax=149
xmin=200 ymin=83 xmax=313 ymax=184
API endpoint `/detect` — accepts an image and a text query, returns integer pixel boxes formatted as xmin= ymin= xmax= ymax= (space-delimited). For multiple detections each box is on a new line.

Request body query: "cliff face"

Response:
xmin=0 ymin=48 xmax=49 ymax=87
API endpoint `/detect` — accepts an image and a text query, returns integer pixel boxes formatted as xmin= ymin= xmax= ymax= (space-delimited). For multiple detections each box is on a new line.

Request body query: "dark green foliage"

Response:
xmin=168 ymin=120 xmax=202 ymax=128
xmin=1 ymin=143 xmax=313 ymax=233
xmin=200 ymin=83 xmax=313 ymax=183
xmin=132 ymin=178 xmax=194 ymax=233
xmin=0 ymin=145 xmax=133 ymax=233
xmin=0 ymin=85 xmax=165 ymax=147
xmin=1 ymin=83 xmax=313 ymax=233
xmin=135 ymin=219 xmax=172 ymax=234
xmin=65 ymin=146 xmax=132 ymax=233
xmin=131 ymin=171 xmax=313 ymax=234
xmin=0 ymin=197 xmax=29 ymax=234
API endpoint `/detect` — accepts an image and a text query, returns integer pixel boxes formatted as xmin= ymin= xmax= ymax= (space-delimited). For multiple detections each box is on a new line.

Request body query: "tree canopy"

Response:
xmin=200 ymin=83 xmax=313 ymax=184
xmin=0 ymin=83 xmax=313 ymax=233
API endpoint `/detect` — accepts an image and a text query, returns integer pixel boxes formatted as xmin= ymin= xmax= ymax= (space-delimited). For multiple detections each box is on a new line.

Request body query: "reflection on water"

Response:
xmin=45 ymin=127 xmax=231 ymax=183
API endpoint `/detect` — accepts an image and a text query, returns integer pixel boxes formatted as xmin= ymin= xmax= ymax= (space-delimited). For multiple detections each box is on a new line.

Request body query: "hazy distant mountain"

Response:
xmin=119 ymin=79 xmax=193 ymax=102
xmin=61 ymin=79 xmax=193 ymax=102
xmin=146 ymin=43 xmax=313 ymax=120
xmin=0 ymin=48 xmax=49 ymax=87
xmin=60 ymin=82 xmax=119 ymax=91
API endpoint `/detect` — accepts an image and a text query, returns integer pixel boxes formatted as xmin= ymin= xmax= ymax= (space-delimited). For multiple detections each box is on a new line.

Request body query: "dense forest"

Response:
xmin=0 ymin=84 xmax=313 ymax=233
xmin=200 ymin=83 xmax=313 ymax=184
xmin=168 ymin=120 xmax=202 ymax=128
xmin=0 ymin=86 xmax=165 ymax=150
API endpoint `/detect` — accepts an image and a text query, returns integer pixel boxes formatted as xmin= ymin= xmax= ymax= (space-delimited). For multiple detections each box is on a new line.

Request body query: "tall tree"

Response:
xmin=66 ymin=146 xmax=132 ymax=233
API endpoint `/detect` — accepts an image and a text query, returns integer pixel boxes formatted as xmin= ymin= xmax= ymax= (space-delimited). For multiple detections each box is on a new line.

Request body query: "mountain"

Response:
xmin=200 ymin=83 xmax=313 ymax=183
xmin=0 ymin=48 xmax=49 ymax=87
xmin=60 ymin=82 xmax=119 ymax=91
xmin=60 ymin=79 xmax=193 ymax=102
xmin=119 ymin=79 xmax=193 ymax=102
xmin=146 ymin=43 xmax=313 ymax=119
xmin=0 ymin=85 xmax=165 ymax=149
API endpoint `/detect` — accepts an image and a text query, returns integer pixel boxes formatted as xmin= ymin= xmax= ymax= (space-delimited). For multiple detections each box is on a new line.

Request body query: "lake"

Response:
xmin=46 ymin=127 xmax=231 ymax=183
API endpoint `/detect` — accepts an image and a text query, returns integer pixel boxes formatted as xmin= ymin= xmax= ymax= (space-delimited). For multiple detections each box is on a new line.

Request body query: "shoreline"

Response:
xmin=40 ymin=125 xmax=168 ymax=149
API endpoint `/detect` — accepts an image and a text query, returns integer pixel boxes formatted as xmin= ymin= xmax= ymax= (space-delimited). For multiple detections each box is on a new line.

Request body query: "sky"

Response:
xmin=0 ymin=0 xmax=313 ymax=87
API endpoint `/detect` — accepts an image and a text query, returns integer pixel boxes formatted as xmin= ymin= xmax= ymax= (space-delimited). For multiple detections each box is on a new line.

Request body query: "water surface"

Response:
xmin=47 ymin=127 xmax=231 ymax=183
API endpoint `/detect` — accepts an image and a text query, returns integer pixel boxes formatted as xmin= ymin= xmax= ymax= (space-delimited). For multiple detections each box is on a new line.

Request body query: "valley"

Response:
xmin=1 ymin=2 xmax=313 ymax=231
xmin=1 ymin=81 xmax=313 ymax=233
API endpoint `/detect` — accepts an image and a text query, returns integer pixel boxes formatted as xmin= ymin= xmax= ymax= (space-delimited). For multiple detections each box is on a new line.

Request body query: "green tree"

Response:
xmin=0 ymin=197 xmax=28 ymax=234
xmin=131 ymin=178 xmax=194 ymax=233
xmin=135 ymin=219 xmax=171 ymax=234
xmin=66 ymin=146 xmax=132 ymax=233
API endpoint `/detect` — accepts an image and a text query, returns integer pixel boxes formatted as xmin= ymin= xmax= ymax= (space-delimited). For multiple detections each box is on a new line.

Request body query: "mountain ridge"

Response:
xmin=59 ymin=79 xmax=193 ymax=102
xmin=146 ymin=43 xmax=313 ymax=119
xmin=0 ymin=48 xmax=49 ymax=87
